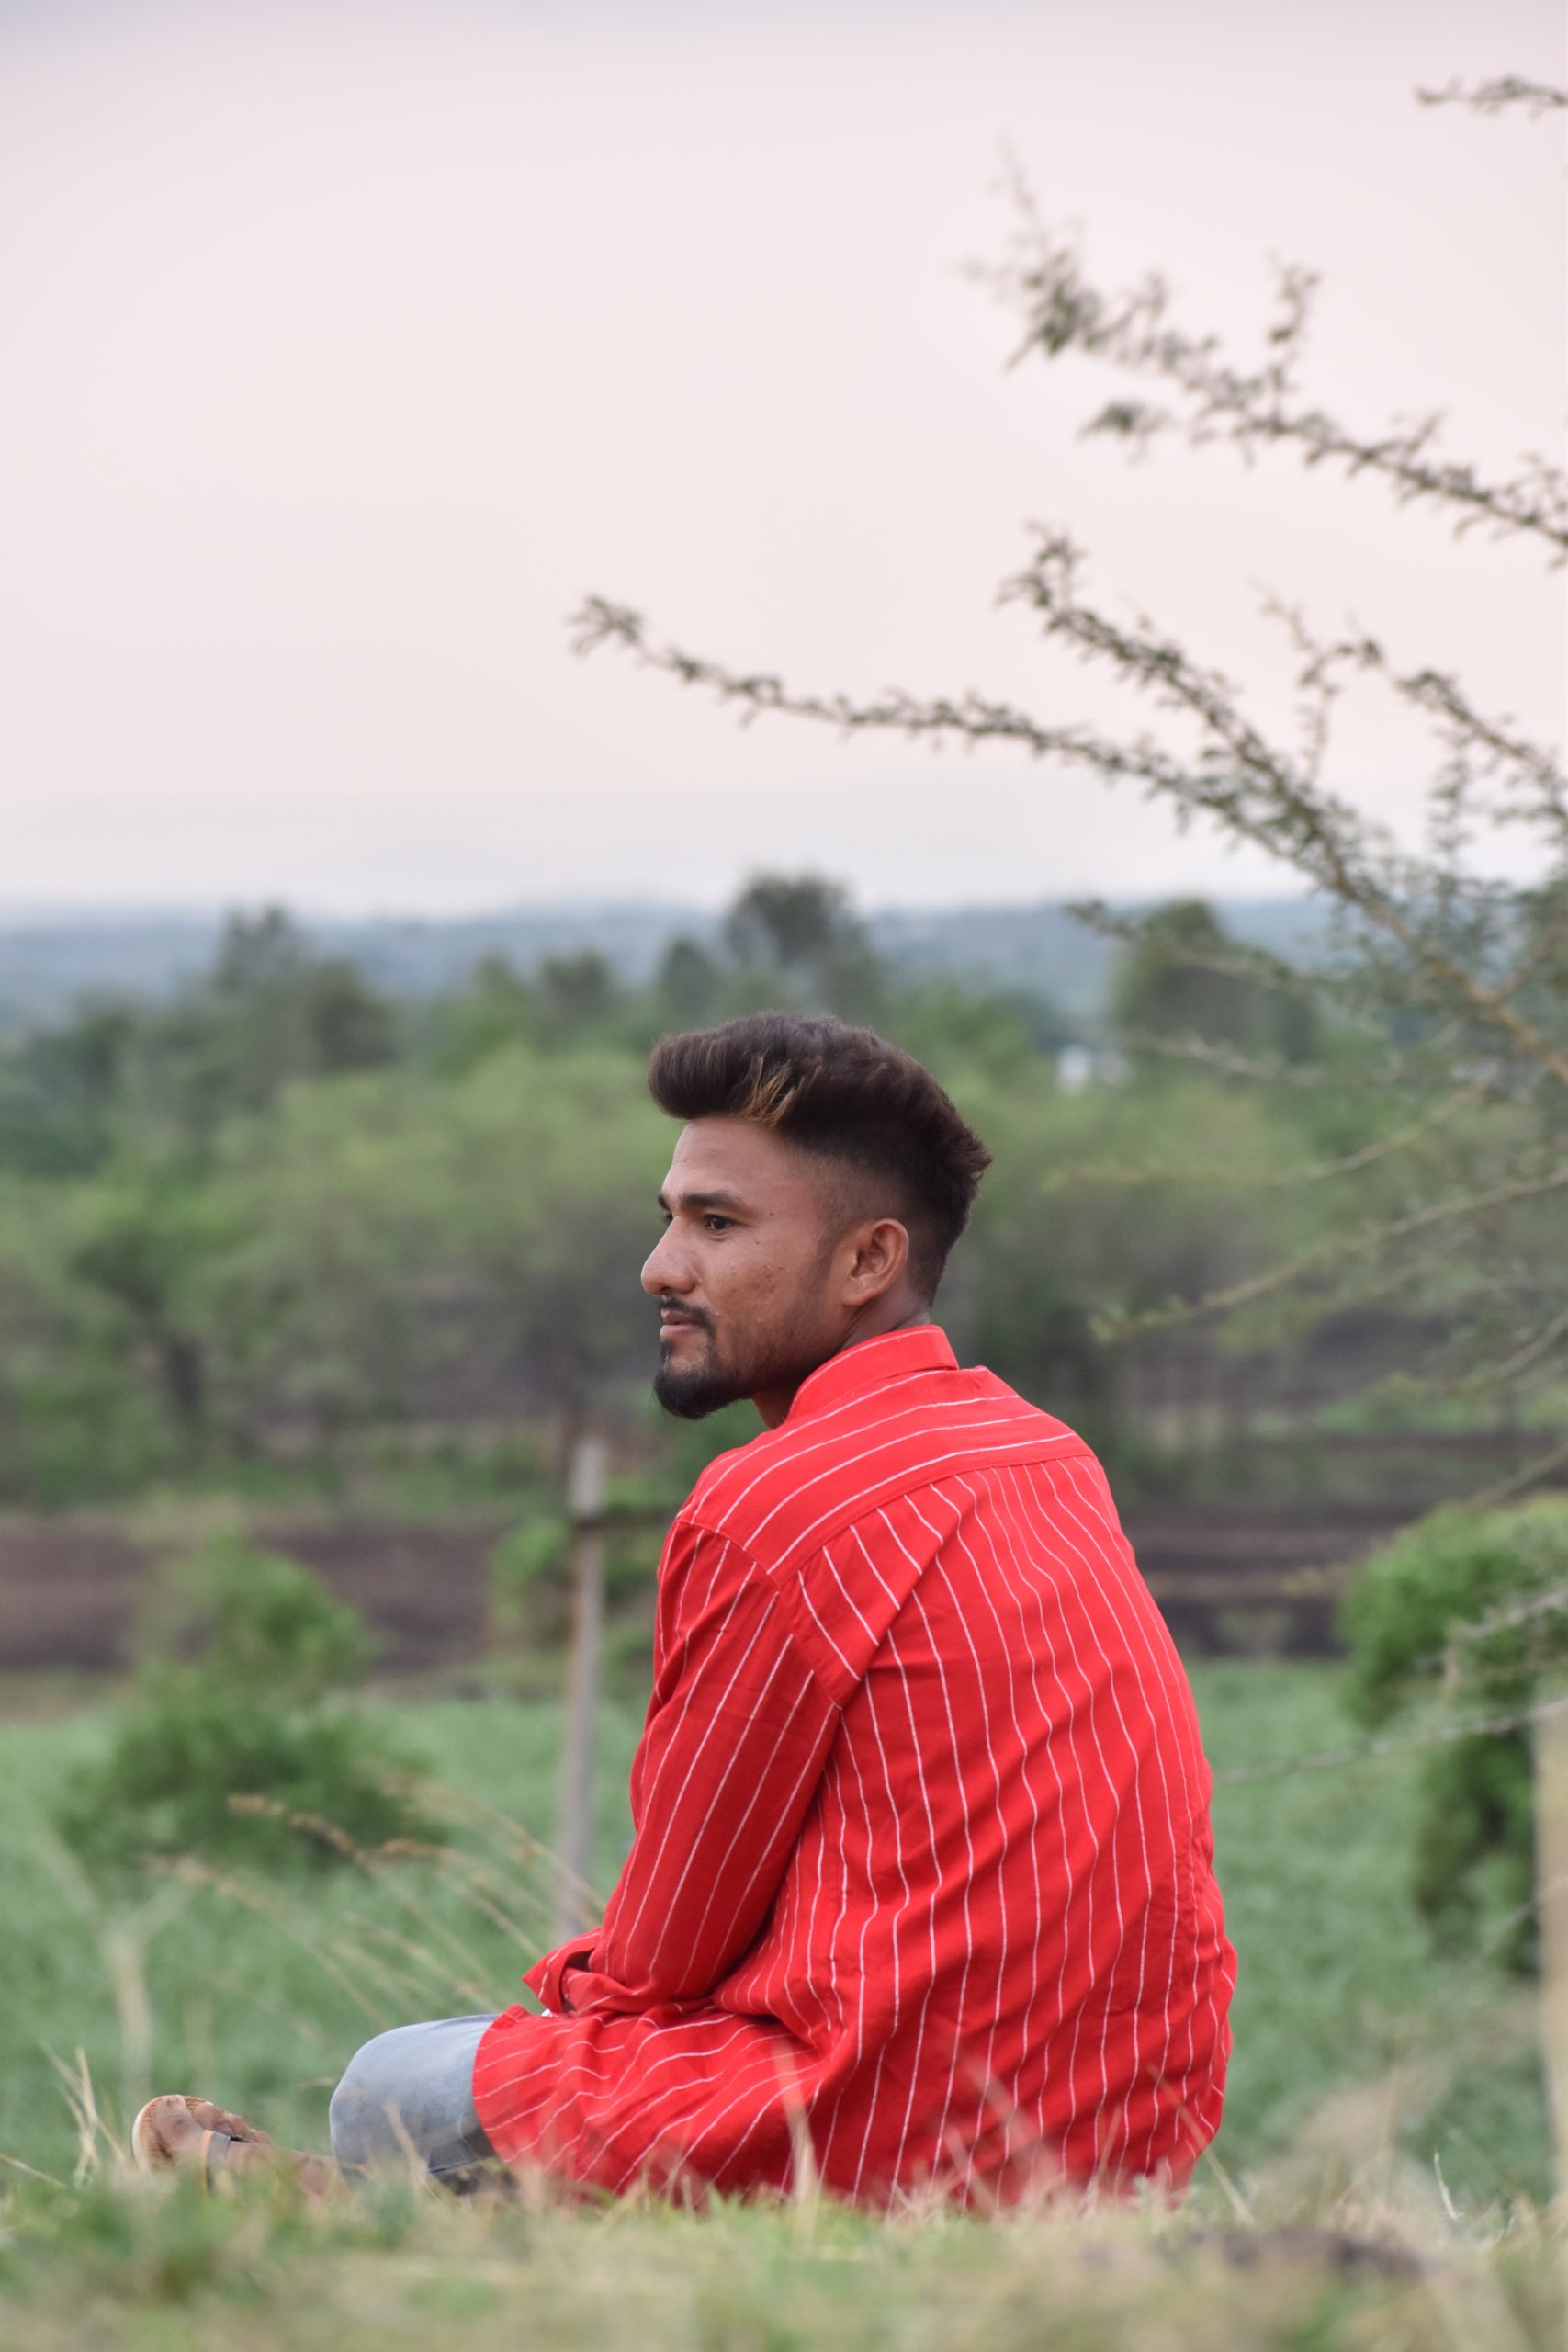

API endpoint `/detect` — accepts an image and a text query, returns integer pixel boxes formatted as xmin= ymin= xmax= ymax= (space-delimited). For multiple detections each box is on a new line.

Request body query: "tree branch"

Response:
xmin=1090 ymin=1155 xmax=1568 ymax=1339
xmin=1417 ymin=76 xmax=1568 ymax=116
xmin=982 ymin=195 xmax=1568 ymax=560
xmin=574 ymin=581 xmax=1568 ymax=1092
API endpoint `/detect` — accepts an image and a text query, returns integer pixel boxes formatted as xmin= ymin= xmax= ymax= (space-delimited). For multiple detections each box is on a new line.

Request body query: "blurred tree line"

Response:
xmin=0 ymin=869 xmax=1495 ymax=1512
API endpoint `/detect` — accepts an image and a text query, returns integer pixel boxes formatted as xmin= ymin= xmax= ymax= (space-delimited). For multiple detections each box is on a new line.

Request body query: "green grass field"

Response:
xmin=0 ymin=1662 xmax=1559 ymax=2346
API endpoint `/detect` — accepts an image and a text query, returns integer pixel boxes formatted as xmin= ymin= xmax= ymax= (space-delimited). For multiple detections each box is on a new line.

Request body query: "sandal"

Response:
xmin=130 ymin=2093 xmax=274 ymax=2190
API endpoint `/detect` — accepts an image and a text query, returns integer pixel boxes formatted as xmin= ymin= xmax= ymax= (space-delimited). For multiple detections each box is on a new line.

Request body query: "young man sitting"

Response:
xmin=136 ymin=1013 xmax=1235 ymax=2206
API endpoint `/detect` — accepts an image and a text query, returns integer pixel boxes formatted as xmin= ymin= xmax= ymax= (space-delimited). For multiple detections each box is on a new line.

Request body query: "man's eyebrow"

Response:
xmin=657 ymin=1187 xmax=748 ymax=1213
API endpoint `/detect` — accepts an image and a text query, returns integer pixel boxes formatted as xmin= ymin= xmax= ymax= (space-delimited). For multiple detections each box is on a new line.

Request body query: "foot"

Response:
xmin=131 ymin=2093 xmax=332 ymax=2197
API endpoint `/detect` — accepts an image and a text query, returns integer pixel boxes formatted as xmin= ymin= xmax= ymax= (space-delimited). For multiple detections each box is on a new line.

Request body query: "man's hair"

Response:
xmin=648 ymin=1012 xmax=992 ymax=1298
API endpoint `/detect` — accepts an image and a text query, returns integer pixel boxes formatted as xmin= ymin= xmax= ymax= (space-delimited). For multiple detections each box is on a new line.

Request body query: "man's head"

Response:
xmin=640 ymin=1012 xmax=991 ymax=1425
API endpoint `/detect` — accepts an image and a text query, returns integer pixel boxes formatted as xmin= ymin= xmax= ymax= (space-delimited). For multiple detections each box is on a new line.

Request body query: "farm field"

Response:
xmin=0 ymin=1662 xmax=1556 ymax=2346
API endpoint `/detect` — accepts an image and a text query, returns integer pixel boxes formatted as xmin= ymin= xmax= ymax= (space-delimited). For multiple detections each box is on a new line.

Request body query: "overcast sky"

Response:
xmin=2 ymin=0 xmax=1562 ymax=914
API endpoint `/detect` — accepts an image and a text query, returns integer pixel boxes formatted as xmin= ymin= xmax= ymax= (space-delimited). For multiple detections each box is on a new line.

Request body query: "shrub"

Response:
xmin=1340 ymin=1498 xmax=1568 ymax=1969
xmin=488 ymin=1487 xmax=665 ymax=1679
xmin=54 ymin=1537 xmax=437 ymax=1877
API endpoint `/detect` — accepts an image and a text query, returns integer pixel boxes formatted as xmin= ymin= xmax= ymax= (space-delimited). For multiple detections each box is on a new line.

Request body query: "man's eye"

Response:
xmin=704 ymin=1214 xmax=734 ymax=1233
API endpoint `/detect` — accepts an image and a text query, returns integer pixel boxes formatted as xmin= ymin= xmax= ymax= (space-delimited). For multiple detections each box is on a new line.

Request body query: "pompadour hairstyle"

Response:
xmin=648 ymin=1012 xmax=992 ymax=1298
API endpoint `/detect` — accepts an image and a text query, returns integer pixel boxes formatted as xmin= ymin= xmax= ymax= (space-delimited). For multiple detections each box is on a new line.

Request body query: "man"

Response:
xmin=136 ymin=1012 xmax=1234 ymax=2204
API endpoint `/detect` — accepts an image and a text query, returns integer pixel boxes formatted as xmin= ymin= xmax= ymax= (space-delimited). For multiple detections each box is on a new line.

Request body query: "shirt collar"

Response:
xmin=784 ymin=1323 xmax=958 ymax=1428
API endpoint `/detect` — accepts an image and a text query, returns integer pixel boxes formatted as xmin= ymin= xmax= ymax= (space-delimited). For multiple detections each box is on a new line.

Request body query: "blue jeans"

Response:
xmin=329 ymin=2014 xmax=499 ymax=2179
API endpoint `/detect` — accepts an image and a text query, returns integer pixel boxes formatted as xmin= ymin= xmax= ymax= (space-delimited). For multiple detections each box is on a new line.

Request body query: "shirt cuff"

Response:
xmin=522 ymin=1931 xmax=601 ymax=2012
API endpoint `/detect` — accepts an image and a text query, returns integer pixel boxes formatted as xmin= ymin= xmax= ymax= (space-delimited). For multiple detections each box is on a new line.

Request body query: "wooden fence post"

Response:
xmin=553 ymin=1431 xmax=608 ymax=1941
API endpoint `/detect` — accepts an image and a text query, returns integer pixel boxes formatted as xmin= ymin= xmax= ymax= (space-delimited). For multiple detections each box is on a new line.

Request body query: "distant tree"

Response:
xmin=538 ymin=950 xmax=618 ymax=1024
xmin=724 ymin=874 xmax=865 ymax=976
xmin=143 ymin=908 xmax=400 ymax=1129
xmin=209 ymin=908 xmax=311 ymax=997
xmin=0 ymin=1001 xmax=141 ymax=1176
xmin=434 ymin=952 xmax=536 ymax=1070
xmin=719 ymin=873 xmax=891 ymax=1023
xmin=300 ymin=958 xmax=401 ymax=1073
xmin=69 ymin=1170 xmax=233 ymax=1433
xmin=656 ymin=935 xmax=724 ymax=1022
xmin=573 ymin=81 xmax=1567 ymax=1487
xmin=1111 ymin=900 xmax=1318 ymax=1067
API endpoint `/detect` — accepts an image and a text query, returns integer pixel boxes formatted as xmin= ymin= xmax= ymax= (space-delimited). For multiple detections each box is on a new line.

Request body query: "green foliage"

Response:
xmin=52 ymin=1538 xmax=434 ymax=1877
xmin=1404 ymin=1729 xmax=1537 ymax=1968
xmin=0 ymin=909 xmax=402 ymax=1183
xmin=722 ymin=872 xmax=864 ymax=976
xmin=0 ymin=867 xmax=1460 ymax=1510
xmin=655 ymin=933 xmax=724 ymax=1022
xmin=488 ymin=1506 xmax=572 ymax=1651
xmin=164 ymin=1536 xmax=378 ymax=1699
xmin=164 ymin=909 xmax=400 ymax=1127
xmin=1340 ymin=1500 xmax=1568 ymax=1967
xmin=1343 ymin=1501 xmax=1568 ymax=1724
xmin=491 ymin=1510 xmax=571 ymax=1597
xmin=537 ymin=950 xmax=618 ymax=1024
xmin=0 ymin=1004 xmax=139 ymax=1177
xmin=68 ymin=1164 xmax=239 ymax=1435
xmin=1111 ymin=899 xmax=1318 ymax=1068
xmin=490 ymin=1486 xmax=670 ymax=1672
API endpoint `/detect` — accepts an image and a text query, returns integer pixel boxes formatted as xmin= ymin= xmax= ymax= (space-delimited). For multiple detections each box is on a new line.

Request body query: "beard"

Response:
xmin=650 ymin=1295 xmax=832 ymax=1421
xmin=653 ymin=1345 xmax=741 ymax=1421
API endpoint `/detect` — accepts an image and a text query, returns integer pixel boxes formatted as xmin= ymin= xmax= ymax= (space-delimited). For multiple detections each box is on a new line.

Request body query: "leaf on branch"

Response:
xmin=1417 ymin=75 xmax=1568 ymax=116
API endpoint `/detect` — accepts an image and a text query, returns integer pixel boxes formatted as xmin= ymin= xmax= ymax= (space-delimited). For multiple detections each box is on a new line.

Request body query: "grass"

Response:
xmin=0 ymin=1661 xmax=1560 ymax=2345
xmin=4 ymin=2165 xmax=1562 ymax=2351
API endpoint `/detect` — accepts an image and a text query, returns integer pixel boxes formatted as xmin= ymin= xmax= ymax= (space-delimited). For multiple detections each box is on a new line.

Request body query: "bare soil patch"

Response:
xmin=0 ymin=1501 xmax=1421 ymax=1673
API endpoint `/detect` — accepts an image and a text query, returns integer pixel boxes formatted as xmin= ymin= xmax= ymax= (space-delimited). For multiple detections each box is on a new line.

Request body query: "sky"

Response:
xmin=2 ymin=0 xmax=1563 ymax=915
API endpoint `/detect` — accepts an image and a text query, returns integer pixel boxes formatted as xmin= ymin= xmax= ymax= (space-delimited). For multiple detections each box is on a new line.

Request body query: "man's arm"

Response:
xmin=525 ymin=1518 xmax=840 ymax=2016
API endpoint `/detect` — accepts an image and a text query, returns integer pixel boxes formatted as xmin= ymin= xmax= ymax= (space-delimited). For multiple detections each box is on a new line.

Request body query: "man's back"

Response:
xmin=475 ymin=1327 xmax=1234 ymax=2202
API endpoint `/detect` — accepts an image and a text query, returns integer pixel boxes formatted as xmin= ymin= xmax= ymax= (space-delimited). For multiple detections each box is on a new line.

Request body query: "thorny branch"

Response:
xmin=1417 ymin=75 xmax=1568 ymax=116
xmin=982 ymin=178 xmax=1568 ymax=561
xmin=1461 ymin=1301 xmax=1568 ymax=1395
xmin=574 ymin=582 xmax=1568 ymax=1093
xmin=1089 ymin=1156 xmax=1568 ymax=1338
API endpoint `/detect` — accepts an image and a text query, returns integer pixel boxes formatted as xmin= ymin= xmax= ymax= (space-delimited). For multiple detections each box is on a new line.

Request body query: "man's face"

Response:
xmin=641 ymin=1116 xmax=860 ymax=1423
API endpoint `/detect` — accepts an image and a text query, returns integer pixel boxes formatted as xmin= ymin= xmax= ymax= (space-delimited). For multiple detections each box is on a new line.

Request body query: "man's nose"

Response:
xmin=641 ymin=1227 xmax=694 ymax=1297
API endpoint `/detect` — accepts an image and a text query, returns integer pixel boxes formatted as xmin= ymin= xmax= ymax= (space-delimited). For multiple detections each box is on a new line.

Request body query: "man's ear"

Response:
xmin=843 ymin=1217 xmax=910 ymax=1306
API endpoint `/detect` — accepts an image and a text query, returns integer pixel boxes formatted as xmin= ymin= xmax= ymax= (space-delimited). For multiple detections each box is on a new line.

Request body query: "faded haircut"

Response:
xmin=647 ymin=1012 xmax=992 ymax=1299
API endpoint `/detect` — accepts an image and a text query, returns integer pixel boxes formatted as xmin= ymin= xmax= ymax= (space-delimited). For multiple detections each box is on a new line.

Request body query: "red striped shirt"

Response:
xmin=472 ymin=1326 xmax=1235 ymax=2203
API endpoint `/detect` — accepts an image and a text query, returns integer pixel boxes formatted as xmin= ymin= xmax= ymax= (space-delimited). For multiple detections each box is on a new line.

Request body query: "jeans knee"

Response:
xmin=328 ymin=2015 xmax=495 ymax=2179
xmin=329 ymin=2030 xmax=404 ymax=2173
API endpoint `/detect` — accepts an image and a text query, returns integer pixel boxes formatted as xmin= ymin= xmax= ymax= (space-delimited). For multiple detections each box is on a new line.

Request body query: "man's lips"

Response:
xmin=659 ymin=1311 xmax=708 ymax=1336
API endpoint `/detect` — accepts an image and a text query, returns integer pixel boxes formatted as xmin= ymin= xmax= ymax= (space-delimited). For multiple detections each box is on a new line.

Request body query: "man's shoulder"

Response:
xmin=682 ymin=1364 xmax=1091 ymax=1573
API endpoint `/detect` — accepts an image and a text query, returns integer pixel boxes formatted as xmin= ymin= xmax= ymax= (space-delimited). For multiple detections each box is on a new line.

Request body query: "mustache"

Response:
xmin=653 ymin=1295 xmax=715 ymax=1335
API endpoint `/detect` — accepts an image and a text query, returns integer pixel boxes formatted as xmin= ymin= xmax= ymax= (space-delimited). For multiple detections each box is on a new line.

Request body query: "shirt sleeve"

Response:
xmin=524 ymin=1517 xmax=841 ymax=2018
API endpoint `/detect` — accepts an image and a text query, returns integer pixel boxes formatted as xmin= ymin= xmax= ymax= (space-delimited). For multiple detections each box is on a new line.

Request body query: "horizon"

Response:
xmin=0 ymin=882 xmax=1321 ymax=927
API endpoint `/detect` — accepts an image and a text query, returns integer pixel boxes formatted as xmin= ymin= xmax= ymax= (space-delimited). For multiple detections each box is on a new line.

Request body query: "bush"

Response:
xmin=488 ymin=1504 xmax=571 ymax=1657
xmin=54 ymin=1538 xmax=437 ymax=1877
xmin=1340 ymin=1498 xmax=1568 ymax=1969
xmin=488 ymin=1486 xmax=667 ymax=1679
